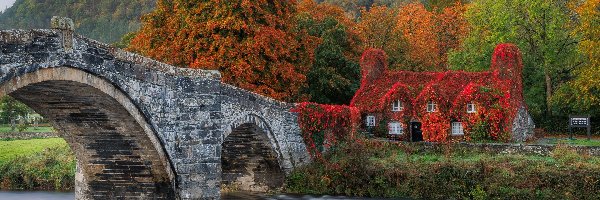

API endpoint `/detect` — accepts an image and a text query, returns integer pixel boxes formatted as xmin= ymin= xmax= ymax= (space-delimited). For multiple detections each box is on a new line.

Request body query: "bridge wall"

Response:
xmin=0 ymin=28 xmax=223 ymax=198
xmin=220 ymin=84 xmax=310 ymax=173
xmin=0 ymin=22 xmax=309 ymax=199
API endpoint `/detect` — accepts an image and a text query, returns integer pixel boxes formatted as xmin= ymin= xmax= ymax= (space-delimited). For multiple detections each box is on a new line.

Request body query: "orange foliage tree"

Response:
xmin=395 ymin=2 xmax=468 ymax=71
xmin=356 ymin=5 xmax=406 ymax=69
xmin=128 ymin=0 xmax=312 ymax=101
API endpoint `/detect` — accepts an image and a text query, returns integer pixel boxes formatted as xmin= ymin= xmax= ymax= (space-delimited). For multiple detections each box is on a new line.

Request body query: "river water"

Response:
xmin=0 ymin=191 xmax=74 ymax=200
xmin=0 ymin=191 xmax=397 ymax=200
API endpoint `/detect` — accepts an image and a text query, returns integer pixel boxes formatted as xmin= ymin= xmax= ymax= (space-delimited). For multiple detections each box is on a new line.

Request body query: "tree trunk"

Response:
xmin=10 ymin=118 xmax=15 ymax=131
xmin=545 ymin=72 xmax=553 ymax=116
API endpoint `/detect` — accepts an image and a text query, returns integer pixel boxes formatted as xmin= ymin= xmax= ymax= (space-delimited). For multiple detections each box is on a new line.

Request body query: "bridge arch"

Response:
xmin=1 ymin=25 xmax=311 ymax=199
xmin=221 ymin=113 xmax=286 ymax=192
xmin=0 ymin=67 xmax=176 ymax=199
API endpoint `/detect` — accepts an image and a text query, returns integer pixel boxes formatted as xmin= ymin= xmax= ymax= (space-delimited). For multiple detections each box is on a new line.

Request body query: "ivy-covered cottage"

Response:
xmin=350 ymin=44 xmax=535 ymax=142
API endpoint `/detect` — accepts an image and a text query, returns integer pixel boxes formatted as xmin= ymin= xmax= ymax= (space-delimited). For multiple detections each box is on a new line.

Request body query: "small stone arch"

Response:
xmin=0 ymin=67 xmax=176 ymax=199
xmin=221 ymin=113 xmax=286 ymax=192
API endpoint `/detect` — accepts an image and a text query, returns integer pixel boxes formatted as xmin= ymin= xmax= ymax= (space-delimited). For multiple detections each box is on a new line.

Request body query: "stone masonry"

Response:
xmin=0 ymin=17 xmax=310 ymax=199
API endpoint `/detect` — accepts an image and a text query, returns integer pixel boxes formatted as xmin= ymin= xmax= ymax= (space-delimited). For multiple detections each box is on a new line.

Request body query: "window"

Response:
xmin=451 ymin=122 xmax=464 ymax=135
xmin=467 ymin=103 xmax=476 ymax=113
xmin=427 ymin=101 xmax=437 ymax=112
xmin=366 ymin=115 xmax=376 ymax=127
xmin=392 ymin=100 xmax=404 ymax=111
xmin=388 ymin=122 xmax=403 ymax=135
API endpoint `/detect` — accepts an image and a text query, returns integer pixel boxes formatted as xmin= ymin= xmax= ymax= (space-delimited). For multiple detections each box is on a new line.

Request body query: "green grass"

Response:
xmin=545 ymin=138 xmax=600 ymax=146
xmin=0 ymin=138 xmax=68 ymax=164
xmin=0 ymin=138 xmax=75 ymax=191
xmin=0 ymin=126 xmax=55 ymax=133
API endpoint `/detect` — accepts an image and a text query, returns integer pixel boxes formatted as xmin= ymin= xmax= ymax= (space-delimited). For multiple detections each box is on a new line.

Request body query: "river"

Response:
xmin=222 ymin=192 xmax=399 ymax=200
xmin=0 ymin=191 xmax=74 ymax=200
xmin=0 ymin=191 xmax=398 ymax=200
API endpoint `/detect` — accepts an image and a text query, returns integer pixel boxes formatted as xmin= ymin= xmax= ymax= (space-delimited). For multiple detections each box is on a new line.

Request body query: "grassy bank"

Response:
xmin=0 ymin=138 xmax=75 ymax=191
xmin=286 ymin=140 xmax=600 ymax=199
xmin=0 ymin=126 xmax=54 ymax=133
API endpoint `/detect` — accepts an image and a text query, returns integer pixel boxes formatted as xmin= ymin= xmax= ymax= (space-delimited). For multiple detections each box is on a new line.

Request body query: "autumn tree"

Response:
xmin=356 ymin=5 xmax=407 ymax=69
xmin=448 ymin=0 xmax=579 ymax=119
xmin=436 ymin=2 xmax=468 ymax=69
xmin=553 ymin=0 xmax=600 ymax=114
xmin=395 ymin=2 xmax=467 ymax=71
xmin=128 ymin=0 xmax=312 ymax=101
xmin=296 ymin=0 xmax=362 ymax=104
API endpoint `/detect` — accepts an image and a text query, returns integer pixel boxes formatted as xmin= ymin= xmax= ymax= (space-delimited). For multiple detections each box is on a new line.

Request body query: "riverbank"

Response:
xmin=0 ymin=126 xmax=56 ymax=140
xmin=285 ymin=140 xmax=600 ymax=199
xmin=0 ymin=138 xmax=75 ymax=191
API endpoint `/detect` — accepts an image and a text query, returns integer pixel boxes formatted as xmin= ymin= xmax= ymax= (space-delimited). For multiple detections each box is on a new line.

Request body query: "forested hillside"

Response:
xmin=0 ymin=0 xmax=155 ymax=43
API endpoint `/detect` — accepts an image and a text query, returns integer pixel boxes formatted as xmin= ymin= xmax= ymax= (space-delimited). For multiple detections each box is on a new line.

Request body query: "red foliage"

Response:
xmin=359 ymin=48 xmax=388 ymax=83
xmin=351 ymin=44 xmax=527 ymax=142
xmin=128 ymin=0 xmax=311 ymax=102
xmin=291 ymin=103 xmax=361 ymax=159
xmin=491 ymin=43 xmax=525 ymax=107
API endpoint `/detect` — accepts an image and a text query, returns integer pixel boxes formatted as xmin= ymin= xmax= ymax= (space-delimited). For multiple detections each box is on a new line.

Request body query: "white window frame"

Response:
xmin=366 ymin=115 xmax=376 ymax=127
xmin=451 ymin=122 xmax=464 ymax=136
xmin=388 ymin=122 xmax=403 ymax=135
xmin=467 ymin=103 xmax=476 ymax=113
xmin=392 ymin=100 xmax=404 ymax=112
xmin=427 ymin=101 xmax=437 ymax=113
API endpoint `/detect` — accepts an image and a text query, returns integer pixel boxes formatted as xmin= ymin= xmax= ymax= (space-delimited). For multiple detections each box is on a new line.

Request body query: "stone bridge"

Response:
xmin=0 ymin=17 xmax=310 ymax=199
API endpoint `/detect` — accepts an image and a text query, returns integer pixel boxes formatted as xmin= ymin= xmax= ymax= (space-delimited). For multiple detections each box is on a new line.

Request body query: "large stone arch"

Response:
xmin=221 ymin=113 xmax=286 ymax=192
xmin=0 ymin=67 xmax=176 ymax=199
xmin=1 ymin=22 xmax=312 ymax=198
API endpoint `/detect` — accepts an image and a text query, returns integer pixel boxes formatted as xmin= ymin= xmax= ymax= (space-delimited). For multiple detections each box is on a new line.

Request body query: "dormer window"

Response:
xmin=366 ymin=115 xmax=376 ymax=127
xmin=392 ymin=100 xmax=404 ymax=112
xmin=427 ymin=101 xmax=437 ymax=112
xmin=467 ymin=103 xmax=476 ymax=113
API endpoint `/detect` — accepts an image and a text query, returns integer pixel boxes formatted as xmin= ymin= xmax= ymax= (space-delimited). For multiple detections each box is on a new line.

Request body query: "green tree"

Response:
xmin=448 ymin=0 xmax=580 ymax=120
xmin=305 ymin=19 xmax=361 ymax=104
xmin=0 ymin=96 xmax=31 ymax=131
xmin=296 ymin=1 xmax=362 ymax=104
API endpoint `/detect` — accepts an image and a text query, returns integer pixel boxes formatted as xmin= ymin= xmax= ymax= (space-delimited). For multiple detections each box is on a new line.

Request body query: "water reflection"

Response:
xmin=0 ymin=191 xmax=74 ymax=200
xmin=222 ymin=192 xmax=403 ymax=200
xmin=0 ymin=191 xmax=400 ymax=199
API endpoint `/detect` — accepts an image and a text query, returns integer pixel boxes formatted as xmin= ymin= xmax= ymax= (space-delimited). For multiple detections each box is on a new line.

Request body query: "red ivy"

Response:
xmin=351 ymin=43 xmax=526 ymax=142
xmin=291 ymin=103 xmax=361 ymax=159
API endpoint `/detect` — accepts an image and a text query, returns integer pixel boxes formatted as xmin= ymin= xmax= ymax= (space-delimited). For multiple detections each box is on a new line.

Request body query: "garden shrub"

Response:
xmin=286 ymin=140 xmax=600 ymax=199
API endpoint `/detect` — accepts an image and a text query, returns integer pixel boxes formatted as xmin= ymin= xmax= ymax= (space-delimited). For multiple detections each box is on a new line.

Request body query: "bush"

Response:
xmin=0 ymin=146 xmax=75 ymax=191
xmin=286 ymin=140 xmax=600 ymax=199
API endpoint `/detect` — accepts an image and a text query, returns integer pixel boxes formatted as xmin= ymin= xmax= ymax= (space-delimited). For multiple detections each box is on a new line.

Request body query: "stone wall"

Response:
xmin=414 ymin=142 xmax=600 ymax=156
xmin=511 ymin=106 xmax=535 ymax=142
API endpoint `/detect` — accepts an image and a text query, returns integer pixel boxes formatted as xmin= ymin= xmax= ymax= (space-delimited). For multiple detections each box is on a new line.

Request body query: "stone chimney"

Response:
xmin=360 ymin=48 xmax=387 ymax=84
